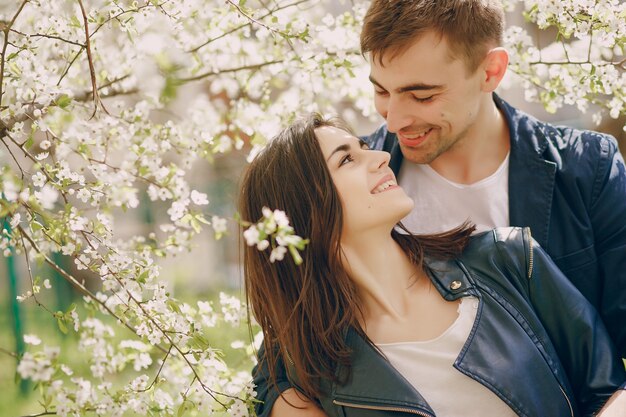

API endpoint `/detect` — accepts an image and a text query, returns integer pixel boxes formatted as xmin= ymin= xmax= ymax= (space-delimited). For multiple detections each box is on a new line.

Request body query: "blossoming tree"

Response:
xmin=0 ymin=0 xmax=624 ymax=416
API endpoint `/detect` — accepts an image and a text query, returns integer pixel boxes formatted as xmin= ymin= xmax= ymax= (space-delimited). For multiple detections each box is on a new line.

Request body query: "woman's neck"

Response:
xmin=340 ymin=230 xmax=424 ymax=320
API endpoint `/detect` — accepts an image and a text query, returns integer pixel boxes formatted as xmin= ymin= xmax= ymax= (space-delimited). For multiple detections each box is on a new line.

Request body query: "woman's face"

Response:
xmin=315 ymin=126 xmax=414 ymax=239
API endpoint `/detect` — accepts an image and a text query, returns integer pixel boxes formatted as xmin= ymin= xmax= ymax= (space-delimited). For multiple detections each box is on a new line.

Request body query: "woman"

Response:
xmin=238 ymin=114 xmax=626 ymax=417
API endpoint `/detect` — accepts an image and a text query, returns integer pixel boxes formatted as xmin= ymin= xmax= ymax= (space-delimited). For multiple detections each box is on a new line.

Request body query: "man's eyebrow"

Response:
xmin=326 ymin=139 xmax=367 ymax=162
xmin=369 ymin=76 xmax=443 ymax=93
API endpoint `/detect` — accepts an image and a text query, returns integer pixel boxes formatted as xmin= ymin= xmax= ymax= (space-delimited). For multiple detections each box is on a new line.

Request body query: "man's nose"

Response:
xmin=385 ymin=95 xmax=414 ymax=133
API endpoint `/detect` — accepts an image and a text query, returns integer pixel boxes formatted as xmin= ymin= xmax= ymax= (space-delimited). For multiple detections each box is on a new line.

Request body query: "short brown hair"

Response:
xmin=361 ymin=0 xmax=505 ymax=72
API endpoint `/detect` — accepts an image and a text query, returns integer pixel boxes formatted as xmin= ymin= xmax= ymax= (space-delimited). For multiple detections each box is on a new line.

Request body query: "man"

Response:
xmin=361 ymin=0 xmax=626 ymax=358
xmin=256 ymin=0 xmax=626 ymax=415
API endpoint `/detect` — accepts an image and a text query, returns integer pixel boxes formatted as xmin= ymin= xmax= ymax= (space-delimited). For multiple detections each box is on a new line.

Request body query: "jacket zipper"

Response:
xmin=333 ymin=399 xmax=433 ymax=416
xmin=523 ymin=228 xmax=571 ymax=416
xmin=557 ymin=384 xmax=574 ymax=417
xmin=524 ymin=227 xmax=534 ymax=279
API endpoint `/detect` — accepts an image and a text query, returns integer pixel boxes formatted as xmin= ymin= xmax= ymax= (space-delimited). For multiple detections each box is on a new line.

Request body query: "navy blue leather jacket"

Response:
xmin=253 ymin=228 xmax=626 ymax=417
xmin=369 ymin=95 xmax=626 ymax=358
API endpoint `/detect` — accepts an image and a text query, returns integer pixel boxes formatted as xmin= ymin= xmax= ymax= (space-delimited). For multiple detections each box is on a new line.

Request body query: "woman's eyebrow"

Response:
xmin=326 ymin=143 xmax=351 ymax=162
xmin=326 ymin=138 xmax=365 ymax=161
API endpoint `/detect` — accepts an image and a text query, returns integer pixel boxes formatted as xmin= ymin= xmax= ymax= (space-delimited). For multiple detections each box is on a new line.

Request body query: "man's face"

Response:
xmin=369 ymin=31 xmax=486 ymax=164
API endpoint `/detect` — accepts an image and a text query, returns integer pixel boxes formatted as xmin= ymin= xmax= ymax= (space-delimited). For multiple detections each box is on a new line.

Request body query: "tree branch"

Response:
xmin=16 ymin=226 xmax=169 ymax=353
xmin=76 ymin=0 xmax=106 ymax=116
xmin=187 ymin=0 xmax=309 ymax=53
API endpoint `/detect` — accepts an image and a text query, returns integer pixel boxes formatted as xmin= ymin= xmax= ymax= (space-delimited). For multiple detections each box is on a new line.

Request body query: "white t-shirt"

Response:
xmin=377 ymin=297 xmax=517 ymax=417
xmin=398 ymin=153 xmax=510 ymax=234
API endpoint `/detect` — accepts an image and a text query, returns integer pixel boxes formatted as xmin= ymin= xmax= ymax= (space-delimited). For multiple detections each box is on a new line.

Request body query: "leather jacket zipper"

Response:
xmin=333 ymin=399 xmax=433 ymax=416
xmin=558 ymin=384 xmax=574 ymax=417
xmin=524 ymin=227 xmax=534 ymax=279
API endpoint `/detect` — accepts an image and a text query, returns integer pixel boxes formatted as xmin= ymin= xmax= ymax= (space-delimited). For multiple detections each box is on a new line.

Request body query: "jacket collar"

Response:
xmin=332 ymin=257 xmax=476 ymax=413
xmin=495 ymin=94 xmax=557 ymax=249
xmin=380 ymin=93 xmax=557 ymax=249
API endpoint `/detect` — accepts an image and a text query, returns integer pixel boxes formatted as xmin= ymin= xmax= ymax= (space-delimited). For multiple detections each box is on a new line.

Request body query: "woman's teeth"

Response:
xmin=372 ymin=180 xmax=396 ymax=194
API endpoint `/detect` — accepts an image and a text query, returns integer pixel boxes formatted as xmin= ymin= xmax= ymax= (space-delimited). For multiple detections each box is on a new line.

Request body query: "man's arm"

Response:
xmin=507 ymin=237 xmax=625 ymax=415
xmin=589 ymin=136 xmax=626 ymax=358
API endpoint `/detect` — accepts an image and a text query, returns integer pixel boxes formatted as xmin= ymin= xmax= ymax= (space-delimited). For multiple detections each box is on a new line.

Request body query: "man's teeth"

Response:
xmin=403 ymin=129 xmax=430 ymax=139
xmin=373 ymin=180 xmax=396 ymax=194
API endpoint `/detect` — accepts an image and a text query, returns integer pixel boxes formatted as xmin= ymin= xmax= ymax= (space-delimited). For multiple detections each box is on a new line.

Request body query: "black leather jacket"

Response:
xmin=252 ymin=228 xmax=626 ymax=417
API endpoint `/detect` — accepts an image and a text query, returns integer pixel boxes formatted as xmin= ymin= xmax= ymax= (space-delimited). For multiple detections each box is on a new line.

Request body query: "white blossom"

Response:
xmin=190 ymin=190 xmax=209 ymax=205
xmin=24 ymin=334 xmax=42 ymax=345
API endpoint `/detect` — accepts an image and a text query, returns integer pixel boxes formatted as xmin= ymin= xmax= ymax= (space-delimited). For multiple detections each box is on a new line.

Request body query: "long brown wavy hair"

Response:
xmin=238 ymin=113 xmax=474 ymax=400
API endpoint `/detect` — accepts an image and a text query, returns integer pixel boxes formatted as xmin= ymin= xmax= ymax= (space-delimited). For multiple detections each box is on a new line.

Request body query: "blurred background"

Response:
xmin=1 ymin=0 xmax=624 ymax=415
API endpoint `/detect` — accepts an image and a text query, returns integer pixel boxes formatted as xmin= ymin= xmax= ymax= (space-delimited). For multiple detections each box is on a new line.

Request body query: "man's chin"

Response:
xmin=398 ymin=144 xmax=439 ymax=165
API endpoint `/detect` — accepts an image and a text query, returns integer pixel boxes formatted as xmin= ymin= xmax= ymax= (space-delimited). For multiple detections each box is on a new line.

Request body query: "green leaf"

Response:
xmin=24 ymin=134 xmax=34 ymax=150
xmin=137 ymin=270 xmax=149 ymax=284
xmin=55 ymin=95 xmax=72 ymax=109
xmin=289 ymin=245 xmax=303 ymax=265
xmin=31 ymin=221 xmax=45 ymax=232
xmin=167 ymin=299 xmax=182 ymax=315
xmin=70 ymin=15 xmax=81 ymax=28
xmin=57 ymin=317 xmax=68 ymax=334
xmin=8 ymin=61 xmax=21 ymax=76
xmin=190 ymin=333 xmax=210 ymax=351
xmin=196 ymin=214 xmax=211 ymax=225
xmin=190 ymin=217 xmax=201 ymax=233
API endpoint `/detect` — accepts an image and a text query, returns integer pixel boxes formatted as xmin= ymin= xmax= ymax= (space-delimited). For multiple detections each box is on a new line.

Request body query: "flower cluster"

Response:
xmin=243 ymin=207 xmax=309 ymax=264
xmin=504 ymin=0 xmax=626 ymax=128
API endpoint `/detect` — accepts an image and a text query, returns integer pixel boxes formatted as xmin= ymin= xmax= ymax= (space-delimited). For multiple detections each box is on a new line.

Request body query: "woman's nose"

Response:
xmin=370 ymin=150 xmax=391 ymax=170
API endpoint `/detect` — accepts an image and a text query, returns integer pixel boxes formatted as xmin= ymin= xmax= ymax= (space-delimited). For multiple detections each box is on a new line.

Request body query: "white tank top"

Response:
xmin=398 ymin=153 xmax=510 ymax=234
xmin=376 ymin=297 xmax=517 ymax=417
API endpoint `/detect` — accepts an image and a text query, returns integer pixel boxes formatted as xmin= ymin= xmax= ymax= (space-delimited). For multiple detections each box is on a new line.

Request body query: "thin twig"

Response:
xmin=20 ymin=233 xmax=55 ymax=315
xmin=137 ymin=344 xmax=173 ymax=392
xmin=0 ymin=134 xmax=27 ymax=180
xmin=179 ymin=59 xmax=283 ymax=82
xmin=225 ymin=0 xmax=292 ymax=43
xmin=0 ymin=0 xmax=30 ymax=106
xmin=56 ymin=46 xmax=84 ymax=86
xmin=9 ymin=28 xmax=85 ymax=47
xmin=0 ymin=346 xmax=18 ymax=358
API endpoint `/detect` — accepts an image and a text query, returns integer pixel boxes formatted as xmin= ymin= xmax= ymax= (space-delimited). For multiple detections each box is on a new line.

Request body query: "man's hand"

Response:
xmin=270 ymin=388 xmax=329 ymax=417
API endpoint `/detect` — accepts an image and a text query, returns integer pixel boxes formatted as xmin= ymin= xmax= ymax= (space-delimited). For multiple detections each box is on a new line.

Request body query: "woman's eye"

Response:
xmin=340 ymin=154 xmax=354 ymax=166
xmin=374 ymin=89 xmax=388 ymax=96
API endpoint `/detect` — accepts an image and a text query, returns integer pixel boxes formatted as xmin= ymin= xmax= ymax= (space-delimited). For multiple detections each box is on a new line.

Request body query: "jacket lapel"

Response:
xmin=332 ymin=327 xmax=434 ymax=415
xmin=497 ymin=95 xmax=557 ymax=249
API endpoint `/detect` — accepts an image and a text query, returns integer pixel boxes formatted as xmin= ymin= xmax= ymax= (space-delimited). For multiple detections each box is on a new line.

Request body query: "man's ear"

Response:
xmin=480 ymin=47 xmax=509 ymax=92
